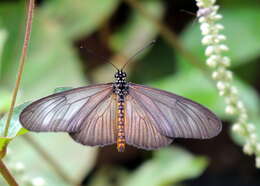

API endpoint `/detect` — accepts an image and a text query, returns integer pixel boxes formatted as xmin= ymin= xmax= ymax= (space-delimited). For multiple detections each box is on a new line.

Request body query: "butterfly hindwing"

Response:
xmin=69 ymin=94 xmax=117 ymax=147
xmin=124 ymin=95 xmax=173 ymax=150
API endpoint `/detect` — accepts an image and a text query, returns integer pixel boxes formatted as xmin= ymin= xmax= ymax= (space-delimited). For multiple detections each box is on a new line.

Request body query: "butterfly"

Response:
xmin=19 ymin=43 xmax=222 ymax=152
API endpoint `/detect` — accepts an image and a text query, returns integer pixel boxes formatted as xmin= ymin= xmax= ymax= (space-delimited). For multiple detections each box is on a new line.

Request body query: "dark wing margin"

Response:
xmin=69 ymin=94 xmax=117 ymax=147
xmin=20 ymin=83 xmax=114 ymax=133
xmin=125 ymin=95 xmax=173 ymax=150
xmin=128 ymin=83 xmax=222 ymax=139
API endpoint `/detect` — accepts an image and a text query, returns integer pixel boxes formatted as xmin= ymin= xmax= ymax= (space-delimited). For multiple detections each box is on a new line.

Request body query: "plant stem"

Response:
xmin=4 ymin=0 xmax=35 ymax=137
xmin=0 ymin=159 xmax=18 ymax=186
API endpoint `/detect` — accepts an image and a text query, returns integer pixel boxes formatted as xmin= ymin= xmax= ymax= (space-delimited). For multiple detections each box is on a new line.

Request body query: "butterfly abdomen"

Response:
xmin=117 ymin=96 xmax=126 ymax=152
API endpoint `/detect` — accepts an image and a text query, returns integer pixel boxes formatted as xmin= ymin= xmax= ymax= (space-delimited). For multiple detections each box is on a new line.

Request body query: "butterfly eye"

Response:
xmin=115 ymin=73 xmax=119 ymax=78
xmin=122 ymin=73 xmax=126 ymax=77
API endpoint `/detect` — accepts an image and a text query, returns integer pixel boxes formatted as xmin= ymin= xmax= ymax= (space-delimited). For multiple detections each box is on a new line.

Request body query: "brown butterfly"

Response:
xmin=19 ymin=44 xmax=222 ymax=152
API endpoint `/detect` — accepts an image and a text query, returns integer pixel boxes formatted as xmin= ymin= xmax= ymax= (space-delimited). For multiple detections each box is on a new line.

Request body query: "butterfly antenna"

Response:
xmin=180 ymin=9 xmax=199 ymax=26
xmin=121 ymin=40 xmax=156 ymax=70
xmin=82 ymin=47 xmax=120 ymax=71
xmin=110 ymin=61 xmax=120 ymax=71
xmin=180 ymin=9 xmax=196 ymax=16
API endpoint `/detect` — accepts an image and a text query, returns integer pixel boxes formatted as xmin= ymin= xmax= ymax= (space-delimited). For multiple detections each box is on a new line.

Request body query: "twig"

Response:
xmin=0 ymin=159 xmax=18 ymax=186
xmin=4 ymin=0 xmax=35 ymax=137
xmin=123 ymin=0 xmax=207 ymax=71
xmin=22 ymin=135 xmax=80 ymax=186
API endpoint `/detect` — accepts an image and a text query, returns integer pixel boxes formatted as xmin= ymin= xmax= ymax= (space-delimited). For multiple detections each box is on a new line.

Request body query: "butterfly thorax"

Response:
xmin=113 ymin=70 xmax=129 ymax=96
xmin=113 ymin=70 xmax=129 ymax=152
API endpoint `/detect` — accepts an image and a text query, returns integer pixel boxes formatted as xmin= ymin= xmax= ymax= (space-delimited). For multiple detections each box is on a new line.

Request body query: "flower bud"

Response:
xmin=243 ymin=143 xmax=253 ymax=155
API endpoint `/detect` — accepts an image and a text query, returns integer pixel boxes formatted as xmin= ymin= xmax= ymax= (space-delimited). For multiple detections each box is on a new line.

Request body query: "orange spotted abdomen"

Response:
xmin=117 ymin=97 xmax=126 ymax=152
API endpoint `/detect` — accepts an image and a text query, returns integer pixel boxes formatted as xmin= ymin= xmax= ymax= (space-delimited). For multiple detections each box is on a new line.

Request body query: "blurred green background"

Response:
xmin=0 ymin=0 xmax=260 ymax=185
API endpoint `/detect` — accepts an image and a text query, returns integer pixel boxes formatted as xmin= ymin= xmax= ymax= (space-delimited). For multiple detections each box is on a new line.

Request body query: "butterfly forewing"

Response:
xmin=20 ymin=83 xmax=113 ymax=133
xmin=125 ymin=95 xmax=173 ymax=150
xmin=128 ymin=83 xmax=222 ymax=139
xmin=69 ymin=94 xmax=117 ymax=147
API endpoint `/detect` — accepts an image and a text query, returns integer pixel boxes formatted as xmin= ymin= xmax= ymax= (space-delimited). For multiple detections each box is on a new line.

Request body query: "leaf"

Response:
xmin=0 ymin=2 xmax=26 ymax=78
xmin=220 ymin=0 xmax=260 ymax=6
xmin=180 ymin=7 xmax=260 ymax=69
xmin=8 ymin=133 xmax=97 ymax=185
xmin=0 ymin=27 xmax=8 ymax=77
xmin=109 ymin=0 xmax=164 ymax=56
xmin=0 ymin=89 xmax=12 ymax=113
xmin=222 ymin=8 xmax=260 ymax=65
xmin=89 ymin=166 xmax=129 ymax=186
xmin=0 ymin=0 xmax=120 ymax=102
xmin=123 ymin=147 xmax=208 ymax=186
xmin=53 ymin=87 xmax=73 ymax=94
xmin=0 ymin=2 xmax=86 ymax=101
xmin=0 ymin=102 xmax=30 ymax=151
xmin=39 ymin=0 xmax=120 ymax=39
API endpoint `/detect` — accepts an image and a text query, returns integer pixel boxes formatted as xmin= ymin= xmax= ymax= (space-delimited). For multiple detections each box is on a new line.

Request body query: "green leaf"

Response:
xmin=0 ymin=2 xmax=85 ymax=100
xmin=123 ymin=147 xmax=208 ymax=186
xmin=109 ymin=0 xmax=164 ymax=56
xmin=39 ymin=0 xmax=120 ymax=39
xmin=0 ymin=102 xmax=30 ymax=151
xmin=8 ymin=133 xmax=97 ymax=185
xmin=89 ymin=166 xmax=129 ymax=186
xmin=0 ymin=0 xmax=119 ymax=102
xmin=219 ymin=0 xmax=260 ymax=6
xmin=0 ymin=27 xmax=8 ymax=77
xmin=180 ymin=7 xmax=260 ymax=69
xmin=0 ymin=90 xmax=12 ymax=113
xmin=53 ymin=87 xmax=73 ymax=94
xmin=0 ymin=2 xmax=26 ymax=78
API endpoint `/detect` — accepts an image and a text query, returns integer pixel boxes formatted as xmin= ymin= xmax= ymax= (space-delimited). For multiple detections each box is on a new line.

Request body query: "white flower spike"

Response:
xmin=196 ymin=0 xmax=260 ymax=168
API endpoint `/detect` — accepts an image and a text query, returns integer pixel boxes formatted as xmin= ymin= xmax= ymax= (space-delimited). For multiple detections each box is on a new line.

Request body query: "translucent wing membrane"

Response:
xmin=128 ymin=83 xmax=222 ymax=139
xmin=20 ymin=80 xmax=221 ymax=150
xmin=20 ymin=83 xmax=114 ymax=133
xmin=70 ymin=94 xmax=117 ymax=147
xmin=125 ymin=96 xmax=173 ymax=150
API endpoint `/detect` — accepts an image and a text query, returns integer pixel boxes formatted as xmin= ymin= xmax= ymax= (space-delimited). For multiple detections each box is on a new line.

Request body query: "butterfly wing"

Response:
xmin=20 ymin=83 xmax=114 ymax=133
xmin=128 ymin=83 xmax=222 ymax=139
xmin=124 ymin=96 xmax=173 ymax=150
xmin=69 ymin=94 xmax=117 ymax=147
